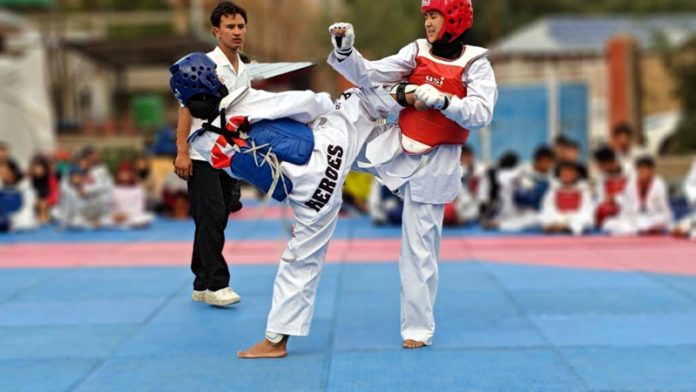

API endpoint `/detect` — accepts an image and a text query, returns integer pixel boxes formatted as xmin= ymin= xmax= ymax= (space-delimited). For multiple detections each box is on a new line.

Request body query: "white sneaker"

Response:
xmin=191 ymin=290 xmax=207 ymax=302
xmin=204 ymin=287 xmax=241 ymax=306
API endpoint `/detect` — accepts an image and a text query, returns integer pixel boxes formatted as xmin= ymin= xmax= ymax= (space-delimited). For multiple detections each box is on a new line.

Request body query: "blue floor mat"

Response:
xmin=1 ymin=263 xmax=696 ymax=391
xmin=0 ymin=214 xmax=553 ymax=244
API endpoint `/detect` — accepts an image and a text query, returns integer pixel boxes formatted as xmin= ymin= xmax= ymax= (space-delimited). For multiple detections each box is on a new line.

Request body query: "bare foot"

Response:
xmin=237 ymin=336 xmax=288 ymax=359
xmin=403 ymin=339 xmax=426 ymax=349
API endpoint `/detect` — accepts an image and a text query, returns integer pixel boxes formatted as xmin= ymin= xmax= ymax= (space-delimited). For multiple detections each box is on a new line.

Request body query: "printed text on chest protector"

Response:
xmin=305 ymin=145 xmax=344 ymax=212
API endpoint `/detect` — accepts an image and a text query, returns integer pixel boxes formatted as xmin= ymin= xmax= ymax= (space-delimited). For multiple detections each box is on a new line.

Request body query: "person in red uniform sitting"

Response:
xmin=593 ymin=146 xmax=627 ymax=228
xmin=540 ymin=160 xmax=594 ymax=236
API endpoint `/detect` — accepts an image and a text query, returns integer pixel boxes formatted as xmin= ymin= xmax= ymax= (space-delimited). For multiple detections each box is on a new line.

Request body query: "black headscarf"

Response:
xmin=430 ymin=32 xmax=466 ymax=59
xmin=30 ymin=157 xmax=51 ymax=198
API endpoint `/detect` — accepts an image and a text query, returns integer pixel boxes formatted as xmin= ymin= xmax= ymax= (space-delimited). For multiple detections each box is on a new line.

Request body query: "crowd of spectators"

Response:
xmin=0 ymin=142 xmax=189 ymax=233
xmin=369 ymin=124 xmax=696 ymax=239
xmin=3 ymin=122 xmax=695 ymax=239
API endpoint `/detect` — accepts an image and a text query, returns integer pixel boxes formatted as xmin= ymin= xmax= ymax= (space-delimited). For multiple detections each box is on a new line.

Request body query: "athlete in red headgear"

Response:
xmin=328 ymin=0 xmax=497 ymax=349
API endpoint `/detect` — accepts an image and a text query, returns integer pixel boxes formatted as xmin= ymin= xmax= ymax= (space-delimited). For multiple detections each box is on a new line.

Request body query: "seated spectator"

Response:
xmin=368 ymin=178 xmax=403 ymax=226
xmin=133 ymin=153 xmax=158 ymax=209
xmin=28 ymin=155 xmax=59 ymax=224
xmin=593 ymin=146 xmax=628 ymax=228
xmin=610 ymin=123 xmax=649 ymax=176
xmin=160 ymin=171 xmax=190 ymax=219
xmin=0 ymin=159 xmax=40 ymax=232
xmin=554 ymin=135 xmax=580 ymax=163
xmin=484 ymin=146 xmax=554 ymax=231
xmin=603 ymin=156 xmax=671 ymax=236
xmin=79 ymin=146 xmax=115 ymax=219
xmin=539 ymin=160 xmax=594 ymax=236
xmin=53 ymin=166 xmax=99 ymax=229
xmin=444 ymin=146 xmax=485 ymax=226
xmin=104 ymin=162 xmax=154 ymax=229
xmin=480 ymin=151 xmax=520 ymax=224
xmin=671 ymin=156 xmax=696 ymax=239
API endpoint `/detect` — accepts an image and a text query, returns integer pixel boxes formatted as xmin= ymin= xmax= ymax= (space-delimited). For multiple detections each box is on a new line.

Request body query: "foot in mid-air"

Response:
xmin=403 ymin=339 xmax=427 ymax=349
xmin=237 ymin=335 xmax=289 ymax=359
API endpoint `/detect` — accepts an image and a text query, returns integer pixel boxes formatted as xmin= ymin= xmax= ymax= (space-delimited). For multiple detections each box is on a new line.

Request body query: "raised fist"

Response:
xmin=328 ymin=22 xmax=355 ymax=55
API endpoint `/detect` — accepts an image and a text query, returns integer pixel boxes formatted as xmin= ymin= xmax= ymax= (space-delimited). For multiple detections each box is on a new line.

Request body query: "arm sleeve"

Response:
xmin=441 ymin=57 xmax=498 ymax=131
xmin=228 ymin=89 xmax=334 ymax=124
xmin=539 ymin=188 xmax=557 ymax=225
xmin=327 ymin=44 xmax=417 ymax=88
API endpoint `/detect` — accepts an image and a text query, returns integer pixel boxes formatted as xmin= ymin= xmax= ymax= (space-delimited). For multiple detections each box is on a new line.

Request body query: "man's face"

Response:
xmin=214 ymin=13 xmax=247 ymax=52
xmin=423 ymin=11 xmax=444 ymax=43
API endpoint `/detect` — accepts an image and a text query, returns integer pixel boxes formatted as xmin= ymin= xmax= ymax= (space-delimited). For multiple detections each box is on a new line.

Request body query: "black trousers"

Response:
xmin=188 ymin=160 xmax=241 ymax=291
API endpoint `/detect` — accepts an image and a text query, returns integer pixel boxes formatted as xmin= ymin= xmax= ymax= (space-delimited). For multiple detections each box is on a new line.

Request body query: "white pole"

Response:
xmin=546 ymin=62 xmax=559 ymax=143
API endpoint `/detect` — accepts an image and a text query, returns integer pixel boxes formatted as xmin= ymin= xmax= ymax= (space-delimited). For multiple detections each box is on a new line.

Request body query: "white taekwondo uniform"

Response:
xmin=189 ymin=86 xmax=403 ymax=337
xmin=675 ymin=158 xmax=696 ymax=238
xmin=539 ymin=180 xmax=594 ymax=236
xmin=603 ymin=175 xmax=672 ymax=236
xmin=328 ymin=40 xmax=497 ymax=345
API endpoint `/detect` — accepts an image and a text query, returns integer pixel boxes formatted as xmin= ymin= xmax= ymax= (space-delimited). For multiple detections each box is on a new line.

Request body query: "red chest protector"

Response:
xmin=603 ymin=175 xmax=627 ymax=198
xmin=399 ymin=39 xmax=489 ymax=154
xmin=555 ymin=188 xmax=582 ymax=212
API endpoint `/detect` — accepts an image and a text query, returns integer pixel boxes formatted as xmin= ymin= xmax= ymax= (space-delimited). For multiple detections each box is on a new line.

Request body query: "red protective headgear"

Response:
xmin=421 ymin=0 xmax=473 ymax=43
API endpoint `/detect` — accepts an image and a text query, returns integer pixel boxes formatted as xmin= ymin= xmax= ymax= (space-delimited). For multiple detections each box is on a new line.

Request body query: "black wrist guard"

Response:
xmin=395 ymin=83 xmax=409 ymax=107
xmin=441 ymin=96 xmax=450 ymax=111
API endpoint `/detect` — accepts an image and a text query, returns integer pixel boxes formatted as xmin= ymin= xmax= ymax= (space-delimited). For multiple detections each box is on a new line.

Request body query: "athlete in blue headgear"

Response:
xmin=170 ymin=52 xmax=414 ymax=358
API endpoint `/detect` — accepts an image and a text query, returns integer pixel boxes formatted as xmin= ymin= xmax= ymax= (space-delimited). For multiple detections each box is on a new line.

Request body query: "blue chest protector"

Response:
xmin=513 ymin=178 xmax=550 ymax=211
xmin=228 ymin=118 xmax=314 ymax=202
xmin=0 ymin=190 xmax=22 ymax=232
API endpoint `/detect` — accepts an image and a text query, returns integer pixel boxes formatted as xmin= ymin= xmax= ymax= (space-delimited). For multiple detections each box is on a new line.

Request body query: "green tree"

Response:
xmin=337 ymin=0 xmax=696 ymax=54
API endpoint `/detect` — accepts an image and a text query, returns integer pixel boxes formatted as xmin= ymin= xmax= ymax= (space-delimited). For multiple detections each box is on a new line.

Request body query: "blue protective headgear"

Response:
xmin=169 ymin=52 xmax=229 ymax=119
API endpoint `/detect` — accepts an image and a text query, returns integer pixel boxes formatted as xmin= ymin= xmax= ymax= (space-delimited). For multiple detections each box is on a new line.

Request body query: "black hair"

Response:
xmin=210 ymin=1 xmax=248 ymax=27
xmin=498 ymin=151 xmax=519 ymax=169
xmin=612 ymin=123 xmax=633 ymax=137
xmin=593 ymin=146 xmax=616 ymax=164
xmin=533 ymin=146 xmax=554 ymax=161
xmin=2 ymin=158 xmax=22 ymax=185
xmin=635 ymin=156 xmax=655 ymax=169
xmin=79 ymin=145 xmax=97 ymax=159
xmin=554 ymin=135 xmax=571 ymax=146
xmin=461 ymin=145 xmax=473 ymax=155
xmin=554 ymin=160 xmax=586 ymax=179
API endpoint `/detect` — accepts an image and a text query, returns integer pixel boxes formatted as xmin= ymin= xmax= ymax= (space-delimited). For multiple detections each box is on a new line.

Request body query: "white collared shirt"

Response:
xmin=188 ymin=46 xmax=251 ymax=161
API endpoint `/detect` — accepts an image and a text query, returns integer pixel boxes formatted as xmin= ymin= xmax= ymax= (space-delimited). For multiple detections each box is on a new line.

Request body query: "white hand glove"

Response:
xmin=414 ymin=84 xmax=449 ymax=111
xmin=328 ymin=22 xmax=355 ymax=56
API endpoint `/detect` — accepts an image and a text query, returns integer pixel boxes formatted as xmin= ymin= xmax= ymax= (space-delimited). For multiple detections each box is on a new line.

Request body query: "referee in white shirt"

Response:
xmin=174 ymin=1 xmax=250 ymax=307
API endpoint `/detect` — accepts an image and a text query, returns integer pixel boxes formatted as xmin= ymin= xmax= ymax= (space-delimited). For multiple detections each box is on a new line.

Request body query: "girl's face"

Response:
xmin=31 ymin=162 xmax=47 ymax=178
xmin=559 ymin=166 xmax=578 ymax=186
xmin=116 ymin=170 xmax=135 ymax=186
xmin=424 ymin=11 xmax=445 ymax=43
